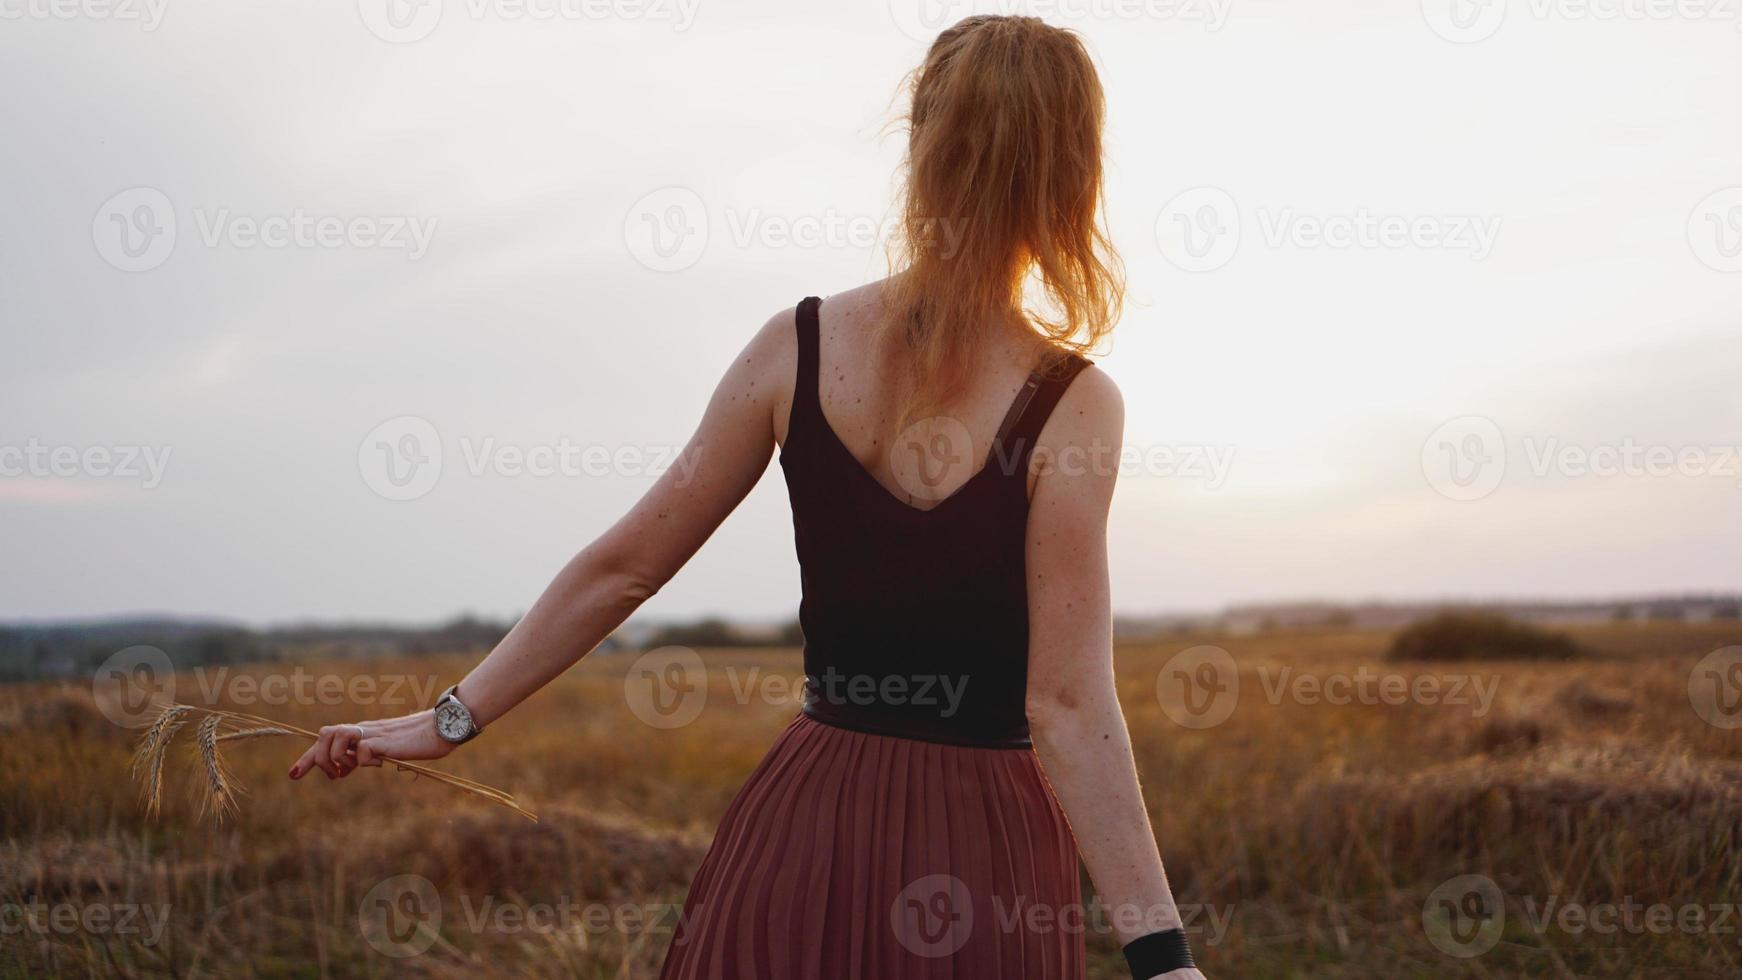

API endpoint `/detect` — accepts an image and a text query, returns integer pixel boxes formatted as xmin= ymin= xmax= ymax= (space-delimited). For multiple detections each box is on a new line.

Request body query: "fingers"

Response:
xmin=290 ymin=725 xmax=374 ymax=780
xmin=333 ymin=726 xmax=363 ymax=778
xmin=301 ymin=725 xmax=363 ymax=780
xmin=310 ymin=726 xmax=341 ymax=779
xmin=289 ymin=719 xmax=411 ymax=780
xmin=289 ymin=742 xmax=319 ymax=780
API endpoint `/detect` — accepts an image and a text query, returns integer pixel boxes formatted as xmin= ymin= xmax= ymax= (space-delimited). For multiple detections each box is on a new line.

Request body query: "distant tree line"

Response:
xmin=0 ymin=615 xmax=519 ymax=683
xmin=0 ymin=620 xmax=276 ymax=683
xmin=639 ymin=617 xmax=805 ymax=649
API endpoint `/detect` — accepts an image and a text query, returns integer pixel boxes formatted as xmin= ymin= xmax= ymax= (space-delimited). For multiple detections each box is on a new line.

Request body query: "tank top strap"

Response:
xmin=792 ymin=296 xmax=823 ymax=419
xmin=991 ymin=351 xmax=1093 ymax=478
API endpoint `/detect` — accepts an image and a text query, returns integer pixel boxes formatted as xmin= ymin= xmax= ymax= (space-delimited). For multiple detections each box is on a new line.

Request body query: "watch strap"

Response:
xmin=1124 ymin=927 xmax=1195 ymax=978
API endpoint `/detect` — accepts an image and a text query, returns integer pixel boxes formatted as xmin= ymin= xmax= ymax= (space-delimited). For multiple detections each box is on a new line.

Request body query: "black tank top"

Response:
xmin=781 ymin=296 xmax=1093 ymax=749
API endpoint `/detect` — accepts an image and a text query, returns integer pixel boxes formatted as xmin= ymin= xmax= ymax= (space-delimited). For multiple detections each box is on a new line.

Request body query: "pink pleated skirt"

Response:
xmin=657 ymin=714 xmax=1086 ymax=980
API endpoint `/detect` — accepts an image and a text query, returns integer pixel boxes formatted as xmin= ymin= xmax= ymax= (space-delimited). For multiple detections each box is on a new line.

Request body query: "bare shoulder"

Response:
xmin=1024 ymin=361 xmax=1124 ymax=505
xmin=1040 ymin=361 xmax=1125 ymax=449
xmin=1026 ymin=362 xmax=1122 ymax=531
xmin=820 ymin=279 xmax=888 ymax=315
xmin=746 ymin=279 xmax=880 ymax=370
xmin=811 ymin=280 xmax=889 ymax=350
xmin=730 ymin=301 xmax=798 ymax=408
xmin=735 ymin=282 xmax=883 ymax=419
xmin=743 ymin=302 xmax=799 ymax=366
xmin=712 ymin=301 xmax=802 ymax=448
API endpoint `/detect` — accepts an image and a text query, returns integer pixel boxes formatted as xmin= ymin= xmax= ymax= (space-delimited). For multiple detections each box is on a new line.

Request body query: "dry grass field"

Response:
xmin=3 ymin=621 xmax=1740 ymax=978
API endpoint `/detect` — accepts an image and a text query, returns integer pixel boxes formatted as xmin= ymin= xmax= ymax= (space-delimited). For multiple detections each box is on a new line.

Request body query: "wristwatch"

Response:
xmin=433 ymin=684 xmax=483 ymax=744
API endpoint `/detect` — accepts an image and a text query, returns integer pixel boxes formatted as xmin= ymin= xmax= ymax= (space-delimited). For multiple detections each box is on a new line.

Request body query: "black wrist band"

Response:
xmin=1123 ymin=927 xmax=1194 ymax=978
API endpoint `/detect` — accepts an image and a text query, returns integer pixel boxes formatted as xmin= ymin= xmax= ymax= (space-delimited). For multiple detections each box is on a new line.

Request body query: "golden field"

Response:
xmin=3 ymin=621 xmax=1740 ymax=978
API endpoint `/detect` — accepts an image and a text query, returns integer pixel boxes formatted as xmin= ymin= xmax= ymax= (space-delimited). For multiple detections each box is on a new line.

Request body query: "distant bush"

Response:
xmin=1385 ymin=611 xmax=1585 ymax=662
xmin=1469 ymin=712 xmax=1550 ymax=754
xmin=644 ymin=618 xmax=759 ymax=649
xmin=1554 ymin=678 xmax=1635 ymax=719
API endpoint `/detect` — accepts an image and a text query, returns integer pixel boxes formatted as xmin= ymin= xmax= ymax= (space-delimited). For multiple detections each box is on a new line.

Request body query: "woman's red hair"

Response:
xmin=885 ymin=15 xmax=1124 ymax=420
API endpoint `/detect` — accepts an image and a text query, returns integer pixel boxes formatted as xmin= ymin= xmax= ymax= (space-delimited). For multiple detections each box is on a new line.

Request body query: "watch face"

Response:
xmin=435 ymin=701 xmax=471 ymax=741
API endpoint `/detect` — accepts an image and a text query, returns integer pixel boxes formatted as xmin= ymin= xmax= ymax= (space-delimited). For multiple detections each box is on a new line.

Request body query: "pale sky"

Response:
xmin=2 ymin=0 xmax=1739 ymax=624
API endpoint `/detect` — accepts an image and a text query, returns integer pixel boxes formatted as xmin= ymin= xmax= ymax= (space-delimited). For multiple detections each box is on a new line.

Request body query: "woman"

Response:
xmin=291 ymin=15 xmax=1203 ymax=980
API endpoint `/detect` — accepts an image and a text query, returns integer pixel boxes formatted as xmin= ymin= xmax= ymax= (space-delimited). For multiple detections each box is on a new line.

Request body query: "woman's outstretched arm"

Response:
xmin=290 ymin=308 xmax=795 ymax=779
xmin=1023 ymin=368 xmax=1205 ymax=980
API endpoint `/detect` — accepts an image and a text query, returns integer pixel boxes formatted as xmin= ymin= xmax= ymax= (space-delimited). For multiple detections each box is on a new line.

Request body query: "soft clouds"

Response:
xmin=2 ymin=1 xmax=1738 ymax=621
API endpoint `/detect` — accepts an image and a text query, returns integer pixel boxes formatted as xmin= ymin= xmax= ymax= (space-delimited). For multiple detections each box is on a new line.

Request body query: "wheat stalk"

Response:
xmin=217 ymin=726 xmax=293 ymax=742
xmin=130 ymin=704 xmax=191 ymax=820
xmin=131 ymin=703 xmax=537 ymax=824
xmin=194 ymin=714 xmax=241 ymax=822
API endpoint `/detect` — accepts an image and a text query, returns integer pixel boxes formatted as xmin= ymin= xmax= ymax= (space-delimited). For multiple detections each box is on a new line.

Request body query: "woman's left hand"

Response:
xmin=287 ymin=710 xmax=454 ymax=780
